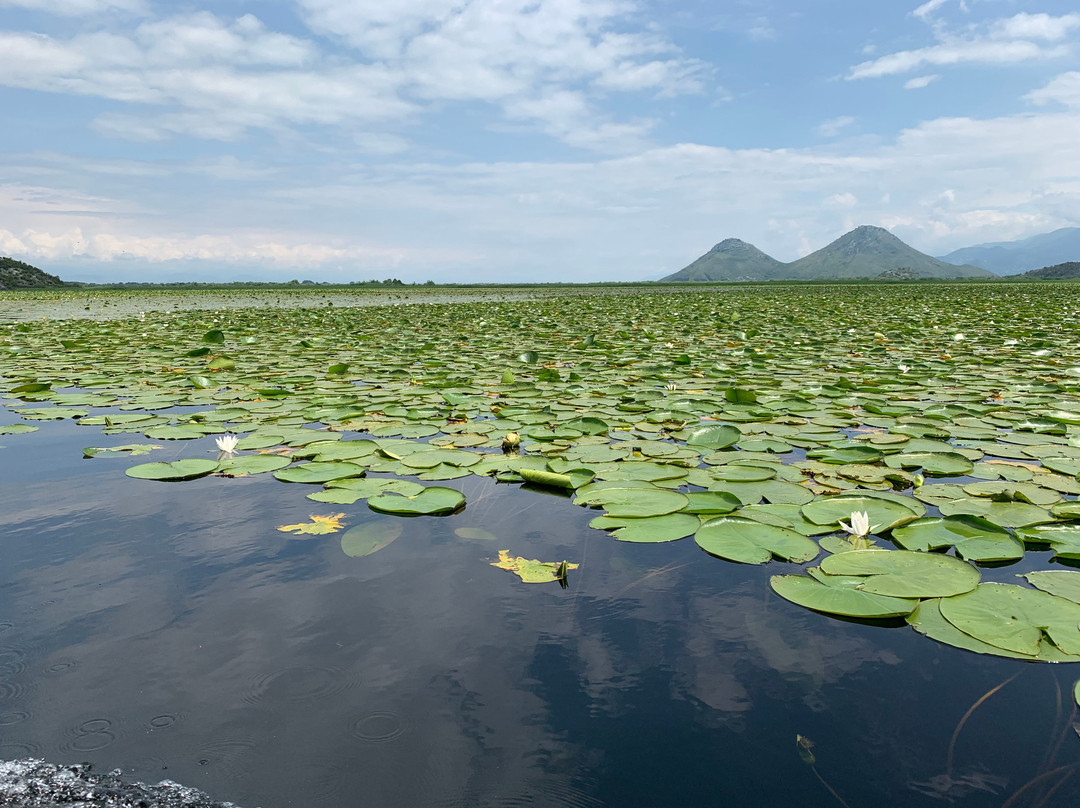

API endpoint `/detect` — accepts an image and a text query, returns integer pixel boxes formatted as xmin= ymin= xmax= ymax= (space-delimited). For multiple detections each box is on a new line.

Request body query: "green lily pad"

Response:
xmin=683 ymin=423 xmax=741 ymax=450
xmin=574 ymin=484 xmax=688 ymax=518
xmin=594 ymin=513 xmax=700 ymax=543
xmin=937 ymin=498 xmax=1053 ymax=528
xmin=819 ymin=549 xmax=980 ymax=598
xmin=907 ymin=598 xmax=1080 ymax=661
xmin=126 ymin=458 xmax=219 ymax=481
xmin=885 ymin=452 xmax=974 ymax=476
xmin=891 ymin=515 xmax=1023 ymax=563
xmin=273 ymin=461 xmax=366 ymax=484
xmin=939 ymin=583 xmax=1080 ymax=657
xmin=1022 ymin=570 xmax=1080 ymax=604
xmin=0 ymin=424 xmax=38 ymax=435
xmin=216 ymin=454 xmax=293 ymax=476
xmin=368 ymin=486 xmax=466 ymax=516
xmin=695 ymin=516 xmax=819 ymax=565
xmin=800 ymin=495 xmax=922 ymax=532
xmin=341 ymin=521 xmax=403 ymax=557
xmin=1016 ymin=523 xmax=1080 ymax=559
xmin=454 ymin=527 xmax=499 ymax=541
xmin=770 ymin=573 xmax=918 ymax=618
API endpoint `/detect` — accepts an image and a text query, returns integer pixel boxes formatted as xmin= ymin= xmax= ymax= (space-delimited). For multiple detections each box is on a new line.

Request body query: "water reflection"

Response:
xmin=1 ymin=415 xmax=1079 ymax=807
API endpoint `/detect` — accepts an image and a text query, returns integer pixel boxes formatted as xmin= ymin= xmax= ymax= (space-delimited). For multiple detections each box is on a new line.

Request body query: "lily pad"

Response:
xmin=368 ymin=486 xmax=465 ymax=516
xmin=801 ymin=495 xmax=922 ymax=532
xmin=126 ymin=458 xmax=219 ymax=481
xmin=819 ymin=550 xmax=980 ymax=598
xmin=1022 ymin=570 xmax=1080 ymax=604
xmin=273 ymin=461 xmax=366 ymax=484
xmin=695 ymin=516 xmax=819 ymax=565
xmin=891 ymin=516 xmax=1023 ymax=563
xmin=938 ymin=582 xmax=1080 ymax=657
xmin=341 ymin=521 xmax=404 ymax=557
xmin=770 ymin=573 xmax=918 ymax=618
xmin=490 ymin=549 xmax=577 ymax=583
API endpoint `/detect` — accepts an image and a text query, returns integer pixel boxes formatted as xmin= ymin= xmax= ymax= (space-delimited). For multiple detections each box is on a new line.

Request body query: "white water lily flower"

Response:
xmin=897 ymin=363 xmax=910 ymax=374
xmin=215 ymin=434 xmax=239 ymax=455
xmin=839 ymin=510 xmax=878 ymax=538
xmin=953 ymin=333 xmax=965 ymax=341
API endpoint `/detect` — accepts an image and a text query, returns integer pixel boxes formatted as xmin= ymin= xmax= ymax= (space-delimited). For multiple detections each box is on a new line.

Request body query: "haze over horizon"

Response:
xmin=2 ymin=0 xmax=1079 ymax=284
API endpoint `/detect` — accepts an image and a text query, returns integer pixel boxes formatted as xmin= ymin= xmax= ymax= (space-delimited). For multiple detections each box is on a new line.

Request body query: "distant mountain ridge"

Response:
xmin=0 ymin=256 xmax=66 ymax=289
xmin=938 ymin=227 xmax=1080 ymax=276
xmin=663 ymin=226 xmax=992 ymax=282
xmin=1020 ymin=261 xmax=1080 ymax=279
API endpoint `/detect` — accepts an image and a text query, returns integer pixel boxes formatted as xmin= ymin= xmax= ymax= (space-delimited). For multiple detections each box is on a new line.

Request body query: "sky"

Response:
xmin=1 ymin=0 xmax=1079 ymax=283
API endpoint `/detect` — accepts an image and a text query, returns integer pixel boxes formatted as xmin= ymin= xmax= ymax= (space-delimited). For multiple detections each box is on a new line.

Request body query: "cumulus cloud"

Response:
xmin=1026 ymin=71 xmax=1080 ymax=108
xmin=849 ymin=12 xmax=1078 ymax=79
xmin=0 ymin=3 xmax=706 ymax=152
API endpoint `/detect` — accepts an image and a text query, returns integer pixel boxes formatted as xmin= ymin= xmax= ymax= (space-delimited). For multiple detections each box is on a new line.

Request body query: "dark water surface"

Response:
xmin=2 ymin=416 xmax=1079 ymax=807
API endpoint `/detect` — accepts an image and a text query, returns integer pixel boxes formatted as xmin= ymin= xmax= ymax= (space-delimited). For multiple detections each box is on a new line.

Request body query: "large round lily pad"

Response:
xmin=695 ymin=516 xmax=819 ymax=565
xmin=819 ymin=549 xmax=980 ymax=598
xmin=273 ymin=461 xmax=366 ymax=484
xmin=368 ymin=486 xmax=466 ymax=516
xmin=801 ymin=495 xmax=922 ymax=532
xmin=341 ymin=521 xmax=403 ymax=557
xmin=770 ymin=573 xmax=918 ymax=618
xmin=126 ymin=458 xmax=219 ymax=481
xmin=891 ymin=515 xmax=1023 ymax=563
xmin=938 ymin=582 xmax=1080 ymax=657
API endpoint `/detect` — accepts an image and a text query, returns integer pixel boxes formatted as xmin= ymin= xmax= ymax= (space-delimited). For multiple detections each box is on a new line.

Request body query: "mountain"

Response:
xmin=663 ymin=225 xmax=993 ymax=282
xmin=786 ymin=226 xmax=991 ymax=280
xmin=661 ymin=238 xmax=787 ymax=281
xmin=938 ymin=227 xmax=1080 ymax=276
xmin=0 ymin=256 xmax=66 ymax=289
xmin=1020 ymin=261 xmax=1080 ymax=280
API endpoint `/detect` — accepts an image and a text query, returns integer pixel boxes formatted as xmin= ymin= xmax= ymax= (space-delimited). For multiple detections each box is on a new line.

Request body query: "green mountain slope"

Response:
xmin=788 ymin=226 xmax=992 ymax=280
xmin=0 ymin=256 xmax=66 ymax=289
xmin=664 ymin=226 xmax=994 ymax=281
xmin=1020 ymin=261 xmax=1080 ymax=279
xmin=662 ymin=239 xmax=787 ymax=281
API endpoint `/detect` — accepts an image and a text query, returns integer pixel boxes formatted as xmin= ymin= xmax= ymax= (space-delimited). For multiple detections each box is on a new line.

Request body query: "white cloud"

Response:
xmin=849 ymin=12 xmax=1079 ymax=80
xmin=912 ymin=0 xmax=949 ymax=21
xmin=1026 ymin=70 xmax=1080 ymax=108
xmin=904 ymin=74 xmax=939 ymax=89
xmin=990 ymin=12 xmax=1080 ymax=42
xmin=0 ymin=4 xmax=706 ymax=152
xmin=0 ymin=0 xmax=145 ymax=15
xmin=817 ymin=116 xmax=855 ymax=137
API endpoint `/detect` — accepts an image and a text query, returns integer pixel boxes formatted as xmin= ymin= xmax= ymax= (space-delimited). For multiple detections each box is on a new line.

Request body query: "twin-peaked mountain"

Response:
xmin=663 ymin=225 xmax=993 ymax=281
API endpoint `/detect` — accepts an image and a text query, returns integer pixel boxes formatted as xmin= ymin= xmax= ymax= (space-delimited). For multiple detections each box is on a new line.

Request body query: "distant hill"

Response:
xmin=938 ymin=227 xmax=1080 ymax=275
xmin=662 ymin=238 xmax=788 ymax=282
xmin=0 ymin=256 xmax=66 ymax=289
xmin=663 ymin=225 xmax=993 ymax=282
xmin=1020 ymin=261 xmax=1080 ymax=279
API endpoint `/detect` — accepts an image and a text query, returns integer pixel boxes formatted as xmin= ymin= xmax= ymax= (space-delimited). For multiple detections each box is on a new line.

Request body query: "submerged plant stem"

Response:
xmin=1001 ymin=764 xmax=1076 ymax=808
xmin=947 ymin=673 xmax=1018 ymax=778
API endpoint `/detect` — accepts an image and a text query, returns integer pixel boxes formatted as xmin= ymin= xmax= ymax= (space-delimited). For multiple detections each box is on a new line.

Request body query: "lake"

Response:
xmin=2 ymin=284 xmax=1079 ymax=807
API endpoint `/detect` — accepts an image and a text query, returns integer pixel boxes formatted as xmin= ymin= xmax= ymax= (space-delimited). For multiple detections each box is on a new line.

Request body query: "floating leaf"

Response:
xmin=0 ymin=424 xmax=38 ymax=435
xmin=277 ymin=513 xmax=347 ymax=535
xmin=683 ymin=423 xmax=740 ymax=450
xmin=907 ymin=599 xmax=1080 ymax=661
xmin=939 ymin=583 xmax=1080 ymax=657
xmin=125 ymin=458 xmax=219 ymax=481
xmin=368 ymin=486 xmax=465 ymax=516
xmin=592 ymin=512 xmax=700 ymax=543
xmin=770 ymin=573 xmax=917 ymax=618
xmin=216 ymin=454 xmax=292 ymax=476
xmin=274 ymin=461 xmax=366 ymax=484
xmin=1023 ymin=570 xmax=1080 ymax=604
xmin=82 ymin=443 xmax=160 ymax=458
xmin=891 ymin=515 xmax=1023 ymax=563
xmin=490 ymin=549 xmax=578 ymax=583
xmin=801 ymin=495 xmax=922 ymax=532
xmin=695 ymin=516 xmax=819 ymax=565
xmin=819 ymin=550 xmax=980 ymax=598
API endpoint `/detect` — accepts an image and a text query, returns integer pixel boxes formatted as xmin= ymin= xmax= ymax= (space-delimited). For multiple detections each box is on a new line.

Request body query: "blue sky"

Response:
xmin=1 ymin=0 xmax=1079 ymax=283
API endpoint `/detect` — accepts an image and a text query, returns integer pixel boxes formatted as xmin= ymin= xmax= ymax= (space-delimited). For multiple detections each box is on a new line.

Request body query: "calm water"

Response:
xmin=1 ymin=413 xmax=1079 ymax=807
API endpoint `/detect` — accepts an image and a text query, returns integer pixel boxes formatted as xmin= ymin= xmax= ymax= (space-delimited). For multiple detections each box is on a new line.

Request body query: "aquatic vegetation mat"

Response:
xmin=8 ymin=284 xmax=1080 ymax=655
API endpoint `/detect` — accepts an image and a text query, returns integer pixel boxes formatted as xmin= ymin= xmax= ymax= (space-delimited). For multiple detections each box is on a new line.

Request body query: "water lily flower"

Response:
xmin=953 ymin=333 xmax=965 ymax=341
xmin=839 ymin=510 xmax=878 ymax=539
xmin=897 ymin=363 xmax=910 ymax=373
xmin=501 ymin=431 xmax=521 ymax=451
xmin=215 ymin=434 xmax=239 ymax=455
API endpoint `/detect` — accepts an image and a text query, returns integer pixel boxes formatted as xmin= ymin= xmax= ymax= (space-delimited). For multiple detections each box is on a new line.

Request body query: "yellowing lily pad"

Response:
xmin=277 ymin=513 xmax=347 ymax=535
xmin=490 ymin=550 xmax=578 ymax=583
